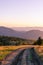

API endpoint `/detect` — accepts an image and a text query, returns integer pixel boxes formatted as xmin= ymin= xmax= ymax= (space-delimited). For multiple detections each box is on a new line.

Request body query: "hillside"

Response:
xmin=0 ymin=26 xmax=24 ymax=38
xmin=0 ymin=26 xmax=43 ymax=40
xmin=23 ymin=30 xmax=43 ymax=39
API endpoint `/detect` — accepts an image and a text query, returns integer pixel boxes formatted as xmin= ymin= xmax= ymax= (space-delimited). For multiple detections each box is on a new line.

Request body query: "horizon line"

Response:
xmin=0 ymin=26 xmax=43 ymax=28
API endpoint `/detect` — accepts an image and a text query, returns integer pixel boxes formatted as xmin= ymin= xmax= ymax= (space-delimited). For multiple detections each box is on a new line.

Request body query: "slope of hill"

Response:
xmin=0 ymin=26 xmax=23 ymax=37
xmin=23 ymin=30 xmax=43 ymax=39
xmin=0 ymin=26 xmax=43 ymax=40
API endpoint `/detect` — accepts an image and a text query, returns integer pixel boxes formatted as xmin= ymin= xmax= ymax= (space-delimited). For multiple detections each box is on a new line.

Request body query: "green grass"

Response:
xmin=0 ymin=50 xmax=11 ymax=60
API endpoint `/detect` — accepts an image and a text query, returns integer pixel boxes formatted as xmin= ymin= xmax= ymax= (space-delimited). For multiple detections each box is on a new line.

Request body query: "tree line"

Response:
xmin=0 ymin=36 xmax=29 ymax=46
xmin=0 ymin=36 xmax=43 ymax=46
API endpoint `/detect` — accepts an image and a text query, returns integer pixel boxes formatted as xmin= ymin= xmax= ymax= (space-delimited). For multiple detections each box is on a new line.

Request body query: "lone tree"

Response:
xmin=34 ymin=37 xmax=42 ymax=45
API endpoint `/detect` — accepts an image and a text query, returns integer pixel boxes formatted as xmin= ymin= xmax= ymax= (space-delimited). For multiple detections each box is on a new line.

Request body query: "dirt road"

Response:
xmin=1 ymin=47 xmax=43 ymax=65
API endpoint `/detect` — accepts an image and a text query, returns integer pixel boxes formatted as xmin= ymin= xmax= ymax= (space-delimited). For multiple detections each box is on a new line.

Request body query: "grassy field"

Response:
xmin=0 ymin=46 xmax=21 ymax=60
xmin=0 ymin=45 xmax=43 ymax=60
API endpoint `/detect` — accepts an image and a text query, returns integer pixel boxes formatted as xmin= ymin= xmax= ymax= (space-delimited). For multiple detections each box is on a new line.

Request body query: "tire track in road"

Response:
xmin=29 ymin=48 xmax=43 ymax=65
xmin=21 ymin=48 xmax=29 ymax=65
xmin=26 ymin=48 xmax=34 ymax=65
xmin=11 ymin=49 xmax=25 ymax=65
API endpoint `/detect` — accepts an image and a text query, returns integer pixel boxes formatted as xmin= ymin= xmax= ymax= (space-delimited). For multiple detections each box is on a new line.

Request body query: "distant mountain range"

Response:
xmin=12 ymin=27 xmax=43 ymax=31
xmin=0 ymin=26 xmax=43 ymax=40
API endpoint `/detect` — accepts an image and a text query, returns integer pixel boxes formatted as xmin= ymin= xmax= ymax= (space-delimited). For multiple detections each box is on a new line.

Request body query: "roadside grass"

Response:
xmin=0 ymin=46 xmax=21 ymax=60
xmin=34 ymin=46 xmax=43 ymax=61
xmin=0 ymin=50 xmax=11 ymax=60
xmin=0 ymin=45 xmax=43 ymax=60
xmin=0 ymin=46 xmax=24 ymax=60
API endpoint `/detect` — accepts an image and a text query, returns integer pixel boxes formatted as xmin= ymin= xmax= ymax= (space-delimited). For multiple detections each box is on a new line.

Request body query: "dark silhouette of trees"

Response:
xmin=33 ymin=37 xmax=42 ymax=45
xmin=0 ymin=36 xmax=42 ymax=46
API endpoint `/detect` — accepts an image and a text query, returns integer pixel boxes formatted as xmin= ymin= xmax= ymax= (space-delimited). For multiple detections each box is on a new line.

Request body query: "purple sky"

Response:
xmin=0 ymin=0 xmax=43 ymax=27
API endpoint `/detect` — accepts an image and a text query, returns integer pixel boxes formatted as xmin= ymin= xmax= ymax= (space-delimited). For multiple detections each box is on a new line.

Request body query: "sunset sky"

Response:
xmin=0 ymin=0 xmax=43 ymax=27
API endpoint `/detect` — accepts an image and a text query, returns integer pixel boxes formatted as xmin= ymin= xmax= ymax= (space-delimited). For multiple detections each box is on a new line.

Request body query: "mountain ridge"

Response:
xmin=0 ymin=26 xmax=43 ymax=40
xmin=12 ymin=27 xmax=43 ymax=31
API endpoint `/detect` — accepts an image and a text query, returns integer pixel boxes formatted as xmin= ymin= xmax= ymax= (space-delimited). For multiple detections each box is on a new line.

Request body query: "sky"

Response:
xmin=0 ymin=0 xmax=43 ymax=27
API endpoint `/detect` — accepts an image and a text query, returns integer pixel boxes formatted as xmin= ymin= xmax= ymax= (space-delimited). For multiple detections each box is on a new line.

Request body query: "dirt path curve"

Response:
xmin=1 ymin=48 xmax=25 ymax=65
xmin=1 ymin=47 xmax=43 ymax=65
